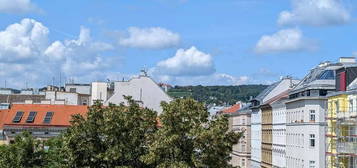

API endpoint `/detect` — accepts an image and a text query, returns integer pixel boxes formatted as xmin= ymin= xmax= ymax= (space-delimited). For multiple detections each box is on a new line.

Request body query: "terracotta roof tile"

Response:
xmin=221 ymin=104 xmax=241 ymax=113
xmin=2 ymin=104 xmax=88 ymax=127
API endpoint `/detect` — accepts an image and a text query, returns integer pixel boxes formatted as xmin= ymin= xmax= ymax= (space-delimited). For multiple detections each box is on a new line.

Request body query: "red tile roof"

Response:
xmin=221 ymin=104 xmax=241 ymax=113
xmin=1 ymin=104 xmax=88 ymax=128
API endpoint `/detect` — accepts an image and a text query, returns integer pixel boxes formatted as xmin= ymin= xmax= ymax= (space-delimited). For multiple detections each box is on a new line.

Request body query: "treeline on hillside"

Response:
xmin=167 ymin=85 xmax=268 ymax=105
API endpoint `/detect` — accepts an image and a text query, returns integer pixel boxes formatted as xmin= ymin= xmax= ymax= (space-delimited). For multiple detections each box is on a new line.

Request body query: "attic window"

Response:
xmin=13 ymin=111 xmax=24 ymax=123
xmin=26 ymin=111 xmax=37 ymax=123
xmin=43 ymin=112 xmax=54 ymax=124
xmin=318 ymin=70 xmax=335 ymax=80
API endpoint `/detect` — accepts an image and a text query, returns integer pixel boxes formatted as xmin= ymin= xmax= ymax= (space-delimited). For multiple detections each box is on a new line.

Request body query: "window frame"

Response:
xmin=12 ymin=111 xmax=24 ymax=123
xmin=43 ymin=112 xmax=54 ymax=124
xmin=309 ymin=134 xmax=315 ymax=147
xmin=26 ymin=111 xmax=37 ymax=123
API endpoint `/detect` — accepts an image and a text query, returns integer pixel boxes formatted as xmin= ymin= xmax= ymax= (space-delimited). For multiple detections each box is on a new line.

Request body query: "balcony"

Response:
xmin=337 ymin=142 xmax=357 ymax=154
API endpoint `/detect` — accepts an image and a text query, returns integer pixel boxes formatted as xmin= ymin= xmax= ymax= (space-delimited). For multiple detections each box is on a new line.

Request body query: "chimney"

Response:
xmin=339 ymin=57 xmax=356 ymax=64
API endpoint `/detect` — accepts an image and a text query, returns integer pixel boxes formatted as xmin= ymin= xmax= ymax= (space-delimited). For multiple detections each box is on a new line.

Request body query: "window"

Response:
xmin=319 ymin=89 xmax=328 ymax=96
xmin=350 ymin=99 xmax=353 ymax=113
xmin=310 ymin=110 xmax=316 ymax=122
xmin=26 ymin=111 xmax=37 ymax=123
xmin=43 ymin=112 xmax=54 ymax=124
xmin=12 ymin=111 xmax=24 ymax=123
xmin=335 ymin=101 xmax=339 ymax=114
xmin=309 ymin=160 xmax=315 ymax=168
xmin=69 ymin=88 xmax=76 ymax=93
xmin=310 ymin=134 xmax=315 ymax=147
xmin=242 ymin=158 xmax=245 ymax=166
xmin=242 ymin=119 xmax=246 ymax=125
xmin=318 ymin=70 xmax=335 ymax=80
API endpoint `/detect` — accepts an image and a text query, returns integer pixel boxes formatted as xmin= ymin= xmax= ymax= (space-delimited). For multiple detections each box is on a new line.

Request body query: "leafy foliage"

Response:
xmin=0 ymin=97 xmax=241 ymax=168
xmin=142 ymin=98 xmax=241 ymax=168
xmin=0 ymin=132 xmax=48 ymax=168
xmin=167 ymin=85 xmax=268 ymax=105
xmin=62 ymin=97 xmax=158 ymax=168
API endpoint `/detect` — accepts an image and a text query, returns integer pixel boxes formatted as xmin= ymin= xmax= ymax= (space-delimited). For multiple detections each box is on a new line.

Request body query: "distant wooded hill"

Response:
xmin=167 ymin=85 xmax=268 ymax=105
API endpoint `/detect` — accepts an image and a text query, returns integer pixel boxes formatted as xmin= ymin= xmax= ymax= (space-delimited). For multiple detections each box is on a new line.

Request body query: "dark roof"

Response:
xmin=0 ymin=94 xmax=45 ymax=104
xmin=253 ymin=82 xmax=280 ymax=102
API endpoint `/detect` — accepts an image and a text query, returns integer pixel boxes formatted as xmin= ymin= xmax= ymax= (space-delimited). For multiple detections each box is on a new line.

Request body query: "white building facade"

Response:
xmin=285 ymin=60 xmax=353 ymax=168
xmin=250 ymin=78 xmax=299 ymax=168
xmin=271 ymin=98 xmax=287 ymax=168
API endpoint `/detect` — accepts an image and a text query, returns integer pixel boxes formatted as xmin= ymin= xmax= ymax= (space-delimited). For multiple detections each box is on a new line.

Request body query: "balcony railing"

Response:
xmin=337 ymin=142 xmax=357 ymax=154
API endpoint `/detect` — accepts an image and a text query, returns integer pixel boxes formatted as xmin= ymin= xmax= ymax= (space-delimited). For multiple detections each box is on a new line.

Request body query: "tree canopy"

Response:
xmin=0 ymin=97 xmax=241 ymax=168
xmin=168 ymin=85 xmax=268 ymax=105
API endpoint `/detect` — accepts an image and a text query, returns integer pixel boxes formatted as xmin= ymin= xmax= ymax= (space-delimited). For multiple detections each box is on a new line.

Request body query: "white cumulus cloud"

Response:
xmin=278 ymin=0 xmax=350 ymax=26
xmin=0 ymin=18 xmax=49 ymax=62
xmin=155 ymin=46 xmax=215 ymax=76
xmin=0 ymin=18 xmax=116 ymax=88
xmin=0 ymin=0 xmax=40 ymax=14
xmin=255 ymin=28 xmax=315 ymax=54
xmin=119 ymin=27 xmax=180 ymax=49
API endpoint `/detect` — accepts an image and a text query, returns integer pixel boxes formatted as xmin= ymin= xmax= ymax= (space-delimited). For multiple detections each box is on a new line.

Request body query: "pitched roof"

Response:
xmin=1 ymin=104 xmax=88 ymax=128
xmin=221 ymin=104 xmax=241 ymax=113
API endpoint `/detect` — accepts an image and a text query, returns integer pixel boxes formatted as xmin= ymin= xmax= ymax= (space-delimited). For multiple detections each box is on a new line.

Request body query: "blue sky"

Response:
xmin=0 ymin=0 xmax=356 ymax=88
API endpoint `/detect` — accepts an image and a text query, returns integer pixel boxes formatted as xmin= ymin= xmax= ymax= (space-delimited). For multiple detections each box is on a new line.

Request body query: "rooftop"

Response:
xmin=0 ymin=104 xmax=88 ymax=128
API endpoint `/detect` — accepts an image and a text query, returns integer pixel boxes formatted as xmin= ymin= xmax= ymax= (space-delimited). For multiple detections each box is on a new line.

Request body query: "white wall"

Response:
xmin=251 ymin=109 xmax=261 ymax=168
xmin=272 ymin=102 xmax=287 ymax=168
xmin=105 ymin=76 xmax=172 ymax=114
xmin=45 ymin=91 xmax=79 ymax=105
xmin=91 ymin=82 xmax=108 ymax=104
xmin=286 ymin=99 xmax=326 ymax=168
xmin=65 ymin=84 xmax=91 ymax=95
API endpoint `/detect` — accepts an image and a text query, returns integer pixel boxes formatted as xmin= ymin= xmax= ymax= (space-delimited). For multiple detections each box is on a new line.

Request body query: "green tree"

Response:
xmin=142 ymin=98 xmax=241 ymax=168
xmin=0 ymin=132 xmax=48 ymax=168
xmin=62 ymin=97 xmax=158 ymax=168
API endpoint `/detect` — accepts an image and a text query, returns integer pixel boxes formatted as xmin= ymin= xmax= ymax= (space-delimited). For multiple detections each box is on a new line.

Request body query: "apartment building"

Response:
xmin=326 ymin=65 xmax=357 ymax=168
xmin=285 ymin=58 xmax=356 ymax=168
xmin=0 ymin=104 xmax=87 ymax=144
xmin=92 ymin=72 xmax=172 ymax=114
xmin=271 ymin=96 xmax=289 ymax=168
xmin=229 ymin=105 xmax=251 ymax=168
xmin=250 ymin=77 xmax=298 ymax=168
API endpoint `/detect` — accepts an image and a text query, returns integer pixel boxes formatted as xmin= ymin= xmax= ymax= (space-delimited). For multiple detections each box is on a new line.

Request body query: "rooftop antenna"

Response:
xmin=4 ymin=80 xmax=6 ymax=88
xmin=59 ymin=72 xmax=62 ymax=87
xmin=52 ymin=77 xmax=55 ymax=86
xmin=25 ymin=81 xmax=28 ymax=89
xmin=140 ymin=69 xmax=148 ymax=76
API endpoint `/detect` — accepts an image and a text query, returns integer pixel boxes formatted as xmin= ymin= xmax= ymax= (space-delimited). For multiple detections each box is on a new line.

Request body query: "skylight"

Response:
xmin=26 ymin=111 xmax=37 ymax=123
xmin=12 ymin=111 xmax=24 ymax=123
xmin=43 ymin=112 xmax=54 ymax=124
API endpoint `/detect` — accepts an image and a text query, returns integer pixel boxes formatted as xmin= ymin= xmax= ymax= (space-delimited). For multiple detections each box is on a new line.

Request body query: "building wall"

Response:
xmin=251 ymin=108 xmax=262 ymax=168
xmin=105 ymin=76 xmax=172 ymax=114
xmin=65 ymin=84 xmax=91 ymax=95
xmin=286 ymin=99 xmax=327 ymax=168
xmin=230 ymin=113 xmax=251 ymax=168
xmin=45 ymin=91 xmax=79 ymax=105
xmin=327 ymin=94 xmax=357 ymax=168
xmin=91 ymin=82 xmax=108 ymax=104
xmin=272 ymin=102 xmax=287 ymax=168
xmin=261 ymin=106 xmax=273 ymax=168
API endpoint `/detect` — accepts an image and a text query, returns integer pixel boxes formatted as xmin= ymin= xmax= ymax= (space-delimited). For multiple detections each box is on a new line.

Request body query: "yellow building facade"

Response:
xmin=327 ymin=92 xmax=357 ymax=168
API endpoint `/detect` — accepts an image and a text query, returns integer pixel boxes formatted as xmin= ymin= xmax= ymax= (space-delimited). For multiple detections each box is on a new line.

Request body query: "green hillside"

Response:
xmin=167 ymin=85 xmax=268 ymax=105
